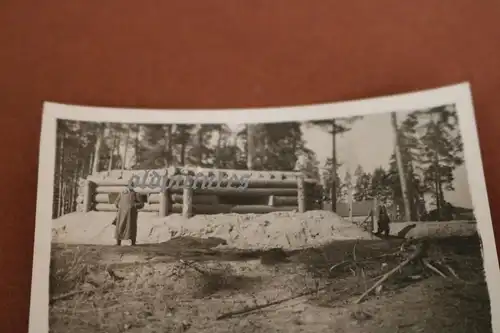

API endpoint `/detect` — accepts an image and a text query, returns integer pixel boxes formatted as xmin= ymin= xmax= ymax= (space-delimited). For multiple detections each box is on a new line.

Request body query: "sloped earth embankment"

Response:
xmin=52 ymin=210 xmax=478 ymax=249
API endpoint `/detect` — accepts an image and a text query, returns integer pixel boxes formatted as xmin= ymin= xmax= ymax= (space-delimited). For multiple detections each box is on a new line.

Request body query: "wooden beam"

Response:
xmin=149 ymin=193 xmax=218 ymax=205
xmin=83 ymin=180 xmax=95 ymax=212
xmin=89 ymin=176 xmax=317 ymax=189
xmin=231 ymin=205 xmax=298 ymax=214
xmin=94 ymin=203 xmax=298 ymax=215
xmin=158 ymin=190 xmax=170 ymax=217
xmin=95 ymin=186 xmax=300 ymax=196
xmin=182 ymin=187 xmax=193 ymax=218
xmin=297 ymin=176 xmax=306 ymax=213
xmin=95 ymin=203 xmax=160 ymax=212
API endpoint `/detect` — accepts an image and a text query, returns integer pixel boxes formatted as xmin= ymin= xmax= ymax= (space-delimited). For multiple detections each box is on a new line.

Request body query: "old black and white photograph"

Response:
xmin=30 ymin=84 xmax=500 ymax=332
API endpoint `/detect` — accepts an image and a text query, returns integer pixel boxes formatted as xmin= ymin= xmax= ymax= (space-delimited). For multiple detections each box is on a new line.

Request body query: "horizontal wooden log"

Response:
xmin=148 ymin=194 xmax=218 ymax=205
xmin=89 ymin=176 xmax=317 ymax=189
xmin=94 ymin=194 xmax=110 ymax=203
xmin=95 ymin=186 xmax=300 ymax=196
xmin=92 ymin=188 xmax=316 ymax=205
xmin=147 ymin=194 xmax=314 ymax=206
xmin=94 ymin=203 xmax=297 ymax=214
xmin=93 ymin=193 xmax=121 ymax=203
xmin=91 ymin=167 xmax=303 ymax=179
xmin=194 ymin=187 xmax=301 ymax=196
xmin=231 ymin=205 xmax=298 ymax=214
xmin=273 ymin=196 xmax=300 ymax=206
xmin=190 ymin=167 xmax=302 ymax=180
xmin=95 ymin=203 xmax=161 ymax=212
xmin=94 ymin=203 xmax=233 ymax=214
xmin=95 ymin=186 xmax=163 ymax=194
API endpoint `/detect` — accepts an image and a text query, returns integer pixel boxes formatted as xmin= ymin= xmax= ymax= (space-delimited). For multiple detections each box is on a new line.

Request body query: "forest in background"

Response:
xmin=52 ymin=105 xmax=466 ymax=222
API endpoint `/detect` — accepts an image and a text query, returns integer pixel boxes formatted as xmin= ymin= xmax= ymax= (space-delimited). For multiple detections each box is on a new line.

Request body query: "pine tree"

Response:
xmin=370 ymin=167 xmax=392 ymax=203
xmin=308 ymin=116 xmax=362 ymax=212
xmin=353 ymin=165 xmax=373 ymax=202
xmin=173 ymin=124 xmax=196 ymax=166
xmin=237 ymin=122 xmax=310 ymax=171
xmin=417 ymin=105 xmax=464 ymax=220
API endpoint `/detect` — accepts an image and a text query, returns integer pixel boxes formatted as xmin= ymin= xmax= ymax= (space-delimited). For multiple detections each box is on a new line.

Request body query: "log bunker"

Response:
xmin=76 ymin=167 xmax=322 ymax=217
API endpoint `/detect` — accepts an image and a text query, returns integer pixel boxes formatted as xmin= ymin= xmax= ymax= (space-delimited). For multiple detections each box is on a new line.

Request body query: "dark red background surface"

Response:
xmin=1 ymin=1 xmax=500 ymax=332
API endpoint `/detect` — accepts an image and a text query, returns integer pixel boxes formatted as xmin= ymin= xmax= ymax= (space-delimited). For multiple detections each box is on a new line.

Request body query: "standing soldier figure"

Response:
xmin=376 ymin=204 xmax=391 ymax=237
xmin=113 ymin=183 xmax=144 ymax=246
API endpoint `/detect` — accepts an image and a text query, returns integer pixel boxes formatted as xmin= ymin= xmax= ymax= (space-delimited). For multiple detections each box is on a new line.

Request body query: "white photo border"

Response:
xmin=30 ymin=82 xmax=500 ymax=332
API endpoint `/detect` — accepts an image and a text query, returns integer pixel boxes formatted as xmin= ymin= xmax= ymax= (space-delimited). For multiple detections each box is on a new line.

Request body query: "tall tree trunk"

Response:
xmin=133 ymin=125 xmax=140 ymax=168
xmin=431 ymin=118 xmax=443 ymax=221
xmin=215 ymin=128 xmax=222 ymax=168
xmin=434 ymin=151 xmax=442 ymax=220
xmin=330 ymin=119 xmax=337 ymax=212
xmin=88 ymin=151 xmax=94 ymax=177
xmin=70 ymin=142 xmax=81 ymax=212
xmin=61 ymin=182 xmax=67 ymax=215
xmin=70 ymin=162 xmax=78 ymax=212
xmin=391 ymin=112 xmax=411 ymax=222
xmin=165 ymin=124 xmax=173 ymax=167
xmin=116 ymin=136 xmax=122 ymax=169
xmin=407 ymin=163 xmax=418 ymax=220
xmin=180 ymin=143 xmax=186 ymax=166
xmin=121 ymin=127 xmax=130 ymax=175
xmin=347 ymin=183 xmax=353 ymax=222
xmin=247 ymin=124 xmax=256 ymax=170
xmin=57 ymin=135 xmax=65 ymax=217
xmin=92 ymin=125 xmax=104 ymax=174
xmin=197 ymin=126 xmax=204 ymax=166
xmin=77 ymin=158 xmax=85 ymax=211
xmin=108 ymin=137 xmax=117 ymax=174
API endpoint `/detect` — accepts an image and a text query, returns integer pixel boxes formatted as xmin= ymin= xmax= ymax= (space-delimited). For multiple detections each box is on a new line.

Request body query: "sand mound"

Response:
xmin=52 ymin=210 xmax=374 ymax=249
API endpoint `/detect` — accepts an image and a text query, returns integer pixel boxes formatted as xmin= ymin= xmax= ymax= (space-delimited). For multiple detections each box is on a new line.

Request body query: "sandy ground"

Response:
xmin=49 ymin=211 xmax=487 ymax=332
xmin=49 ymin=236 xmax=492 ymax=333
xmin=52 ymin=211 xmax=478 ymax=249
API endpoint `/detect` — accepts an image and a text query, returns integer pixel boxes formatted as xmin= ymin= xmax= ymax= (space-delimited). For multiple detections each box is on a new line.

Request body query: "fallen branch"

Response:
xmin=50 ymin=281 xmax=111 ymax=304
xmin=217 ymin=272 xmax=388 ymax=321
xmin=106 ymin=267 xmax=124 ymax=281
xmin=329 ymin=251 xmax=401 ymax=273
xmin=354 ymin=241 xmax=427 ymax=304
xmin=50 ymin=287 xmax=93 ymax=303
xmin=180 ymin=259 xmax=211 ymax=275
xmin=216 ymin=288 xmax=319 ymax=320
xmin=444 ymin=263 xmax=460 ymax=279
xmin=422 ymin=259 xmax=448 ymax=278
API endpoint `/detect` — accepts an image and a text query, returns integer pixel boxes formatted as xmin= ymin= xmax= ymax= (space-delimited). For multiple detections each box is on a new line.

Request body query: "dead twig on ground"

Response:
xmin=422 ymin=259 xmax=448 ymax=278
xmin=216 ymin=291 xmax=313 ymax=320
xmin=216 ymin=284 xmax=335 ymax=321
xmin=106 ymin=267 xmax=124 ymax=281
xmin=329 ymin=251 xmax=401 ymax=273
xmin=50 ymin=287 xmax=94 ymax=303
xmin=216 ymin=271 xmax=391 ymax=321
xmin=50 ymin=279 xmax=112 ymax=304
xmin=180 ymin=259 xmax=210 ymax=275
xmin=354 ymin=241 xmax=427 ymax=304
xmin=443 ymin=263 xmax=460 ymax=279
xmin=352 ymin=240 xmax=358 ymax=262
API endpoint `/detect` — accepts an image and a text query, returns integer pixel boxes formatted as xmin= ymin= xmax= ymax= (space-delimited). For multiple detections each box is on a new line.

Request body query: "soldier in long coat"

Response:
xmin=113 ymin=185 xmax=144 ymax=245
xmin=376 ymin=205 xmax=391 ymax=237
